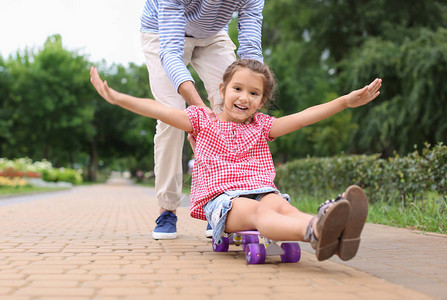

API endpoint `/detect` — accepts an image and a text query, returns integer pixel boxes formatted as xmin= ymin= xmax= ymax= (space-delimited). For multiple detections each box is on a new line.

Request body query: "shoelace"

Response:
xmin=317 ymin=195 xmax=343 ymax=213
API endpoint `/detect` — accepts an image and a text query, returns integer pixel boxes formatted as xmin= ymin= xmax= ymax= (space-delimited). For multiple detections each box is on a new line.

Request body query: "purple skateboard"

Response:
xmin=212 ymin=230 xmax=301 ymax=264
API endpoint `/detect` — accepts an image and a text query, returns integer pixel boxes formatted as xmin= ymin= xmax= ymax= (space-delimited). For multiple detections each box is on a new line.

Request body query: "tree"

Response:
xmin=342 ymin=28 xmax=447 ymax=156
xmin=262 ymin=0 xmax=447 ymax=158
xmin=5 ymin=35 xmax=95 ymax=166
xmin=0 ymin=57 xmax=13 ymax=152
xmin=262 ymin=0 xmax=355 ymax=160
xmin=90 ymin=62 xmax=156 ymax=178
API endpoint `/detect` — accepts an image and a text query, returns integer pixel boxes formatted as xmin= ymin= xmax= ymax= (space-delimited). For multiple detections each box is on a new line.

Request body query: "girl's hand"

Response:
xmin=90 ymin=66 xmax=120 ymax=105
xmin=346 ymin=78 xmax=382 ymax=108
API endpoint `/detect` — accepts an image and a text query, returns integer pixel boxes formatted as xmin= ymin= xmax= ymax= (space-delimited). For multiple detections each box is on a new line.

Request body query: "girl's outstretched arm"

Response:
xmin=90 ymin=66 xmax=193 ymax=132
xmin=269 ymin=78 xmax=382 ymax=138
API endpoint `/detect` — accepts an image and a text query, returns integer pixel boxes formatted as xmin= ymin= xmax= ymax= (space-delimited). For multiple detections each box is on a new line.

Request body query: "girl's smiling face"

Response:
xmin=218 ymin=68 xmax=266 ymax=123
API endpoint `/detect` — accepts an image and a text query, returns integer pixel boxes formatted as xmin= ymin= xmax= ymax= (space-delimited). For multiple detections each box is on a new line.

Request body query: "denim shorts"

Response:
xmin=203 ymin=187 xmax=290 ymax=243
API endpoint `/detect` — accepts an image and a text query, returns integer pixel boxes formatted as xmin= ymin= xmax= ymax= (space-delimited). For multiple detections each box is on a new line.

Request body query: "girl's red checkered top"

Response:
xmin=185 ymin=106 xmax=277 ymax=220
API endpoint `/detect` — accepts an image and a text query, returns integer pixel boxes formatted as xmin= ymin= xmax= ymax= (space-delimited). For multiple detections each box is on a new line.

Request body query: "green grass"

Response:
xmin=367 ymin=196 xmax=447 ymax=234
xmin=290 ymin=193 xmax=447 ymax=234
xmin=0 ymin=186 xmax=68 ymax=197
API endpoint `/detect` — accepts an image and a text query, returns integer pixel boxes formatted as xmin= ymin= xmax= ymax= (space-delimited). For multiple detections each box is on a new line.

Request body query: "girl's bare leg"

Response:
xmin=225 ymin=193 xmax=314 ymax=241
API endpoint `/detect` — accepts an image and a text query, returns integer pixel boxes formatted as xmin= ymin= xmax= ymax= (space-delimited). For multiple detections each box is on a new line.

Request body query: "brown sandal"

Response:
xmin=337 ymin=185 xmax=369 ymax=261
xmin=305 ymin=197 xmax=351 ymax=261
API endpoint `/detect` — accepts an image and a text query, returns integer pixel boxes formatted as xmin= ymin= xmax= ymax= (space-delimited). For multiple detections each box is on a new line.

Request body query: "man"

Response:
xmin=140 ymin=0 xmax=265 ymax=239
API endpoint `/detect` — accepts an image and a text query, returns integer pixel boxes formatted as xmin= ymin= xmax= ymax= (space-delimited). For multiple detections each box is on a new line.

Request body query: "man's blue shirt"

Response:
xmin=141 ymin=0 xmax=264 ymax=91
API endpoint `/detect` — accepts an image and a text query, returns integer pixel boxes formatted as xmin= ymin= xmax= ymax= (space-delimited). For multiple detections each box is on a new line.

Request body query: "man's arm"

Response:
xmin=237 ymin=0 xmax=264 ymax=62
xmin=158 ymin=1 xmax=210 ymax=110
xmin=178 ymin=81 xmax=207 ymax=107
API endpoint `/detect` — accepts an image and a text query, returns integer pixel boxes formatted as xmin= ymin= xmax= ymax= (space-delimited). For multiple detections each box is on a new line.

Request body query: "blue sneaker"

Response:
xmin=152 ymin=211 xmax=177 ymax=239
xmin=205 ymin=223 xmax=213 ymax=238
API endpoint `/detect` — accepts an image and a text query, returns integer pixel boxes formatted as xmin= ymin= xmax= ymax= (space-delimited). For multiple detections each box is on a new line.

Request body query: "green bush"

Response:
xmin=41 ymin=169 xmax=58 ymax=182
xmin=1 ymin=158 xmax=83 ymax=185
xmin=42 ymin=168 xmax=83 ymax=185
xmin=423 ymin=143 xmax=447 ymax=198
xmin=56 ymin=168 xmax=83 ymax=185
xmin=276 ymin=142 xmax=447 ymax=207
xmin=0 ymin=157 xmax=53 ymax=174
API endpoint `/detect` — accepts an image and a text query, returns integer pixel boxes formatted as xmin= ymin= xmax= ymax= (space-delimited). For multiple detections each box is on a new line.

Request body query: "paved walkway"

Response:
xmin=0 ymin=180 xmax=445 ymax=300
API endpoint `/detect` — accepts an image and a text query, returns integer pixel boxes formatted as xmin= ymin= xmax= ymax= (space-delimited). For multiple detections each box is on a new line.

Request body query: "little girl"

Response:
xmin=90 ymin=59 xmax=381 ymax=261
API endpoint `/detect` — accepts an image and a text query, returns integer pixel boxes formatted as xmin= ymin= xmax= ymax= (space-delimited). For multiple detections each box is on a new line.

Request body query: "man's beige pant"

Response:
xmin=140 ymin=31 xmax=236 ymax=211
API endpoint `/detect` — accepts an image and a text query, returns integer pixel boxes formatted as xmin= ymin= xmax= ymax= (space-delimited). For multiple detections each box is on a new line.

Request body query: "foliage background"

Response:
xmin=0 ymin=0 xmax=446 ymax=181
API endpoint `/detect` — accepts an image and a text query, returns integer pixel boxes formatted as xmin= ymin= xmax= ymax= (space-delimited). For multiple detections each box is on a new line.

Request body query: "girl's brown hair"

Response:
xmin=222 ymin=59 xmax=276 ymax=105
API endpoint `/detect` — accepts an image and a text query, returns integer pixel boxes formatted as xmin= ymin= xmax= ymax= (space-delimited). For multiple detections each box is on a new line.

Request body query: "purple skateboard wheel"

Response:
xmin=212 ymin=237 xmax=229 ymax=252
xmin=241 ymin=234 xmax=259 ymax=251
xmin=280 ymin=242 xmax=301 ymax=263
xmin=245 ymin=243 xmax=266 ymax=264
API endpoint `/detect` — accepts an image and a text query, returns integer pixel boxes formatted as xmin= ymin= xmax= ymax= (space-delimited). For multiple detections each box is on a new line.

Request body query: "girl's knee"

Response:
xmin=225 ymin=197 xmax=259 ymax=231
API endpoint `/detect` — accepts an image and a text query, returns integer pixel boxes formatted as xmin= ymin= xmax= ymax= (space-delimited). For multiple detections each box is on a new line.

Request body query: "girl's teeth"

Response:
xmin=235 ymin=104 xmax=247 ymax=110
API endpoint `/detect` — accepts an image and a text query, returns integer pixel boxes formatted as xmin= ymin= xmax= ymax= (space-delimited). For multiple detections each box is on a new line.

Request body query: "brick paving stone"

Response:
xmin=15 ymin=287 xmax=95 ymax=297
xmin=27 ymin=281 xmax=79 ymax=288
xmin=96 ymin=287 xmax=151 ymax=296
xmin=0 ymin=181 xmax=444 ymax=299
